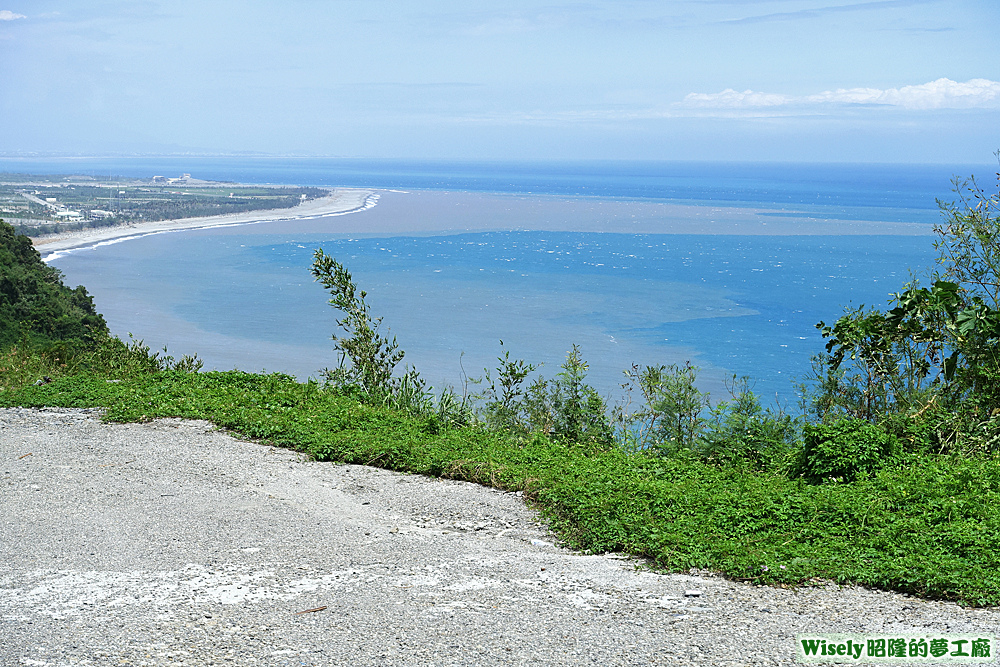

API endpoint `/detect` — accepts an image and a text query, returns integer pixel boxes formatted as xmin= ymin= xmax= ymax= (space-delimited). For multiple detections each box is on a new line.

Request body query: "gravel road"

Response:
xmin=2 ymin=408 xmax=997 ymax=666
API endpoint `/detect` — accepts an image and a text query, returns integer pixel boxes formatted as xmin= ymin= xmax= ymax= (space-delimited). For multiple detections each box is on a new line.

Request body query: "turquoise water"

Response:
xmin=23 ymin=157 xmax=967 ymax=406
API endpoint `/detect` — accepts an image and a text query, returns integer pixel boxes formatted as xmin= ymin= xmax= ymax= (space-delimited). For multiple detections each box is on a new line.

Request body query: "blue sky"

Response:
xmin=1 ymin=0 xmax=998 ymax=162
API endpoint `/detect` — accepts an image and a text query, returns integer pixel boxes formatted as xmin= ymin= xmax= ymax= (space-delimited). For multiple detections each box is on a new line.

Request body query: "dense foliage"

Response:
xmin=0 ymin=219 xmax=107 ymax=348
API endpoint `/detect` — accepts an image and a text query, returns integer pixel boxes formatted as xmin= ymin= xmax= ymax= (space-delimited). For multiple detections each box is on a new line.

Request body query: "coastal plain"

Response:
xmin=2 ymin=408 xmax=997 ymax=666
xmin=31 ymin=188 xmax=378 ymax=258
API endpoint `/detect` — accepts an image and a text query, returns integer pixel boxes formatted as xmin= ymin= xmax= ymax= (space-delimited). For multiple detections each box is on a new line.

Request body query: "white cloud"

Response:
xmin=681 ymin=78 xmax=1000 ymax=112
xmin=681 ymin=89 xmax=792 ymax=109
xmin=0 ymin=10 xmax=26 ymax=20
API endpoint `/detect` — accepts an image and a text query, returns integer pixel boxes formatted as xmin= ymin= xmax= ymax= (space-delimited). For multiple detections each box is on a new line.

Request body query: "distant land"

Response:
xmin=0 ymin=172 xmax=327 ymax=236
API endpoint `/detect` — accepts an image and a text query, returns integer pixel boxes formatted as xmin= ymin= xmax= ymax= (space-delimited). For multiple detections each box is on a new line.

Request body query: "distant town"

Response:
xmin=0 ymin=172 xmax=326 ymax=236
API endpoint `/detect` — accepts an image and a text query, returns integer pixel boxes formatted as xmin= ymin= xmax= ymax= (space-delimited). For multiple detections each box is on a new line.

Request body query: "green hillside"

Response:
xmin=0 ymin=219 xmax=107 ymax=348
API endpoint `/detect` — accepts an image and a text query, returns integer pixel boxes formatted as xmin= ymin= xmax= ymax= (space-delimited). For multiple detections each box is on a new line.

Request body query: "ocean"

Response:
xmin=6 ymin=157 xmax=985 ymax=407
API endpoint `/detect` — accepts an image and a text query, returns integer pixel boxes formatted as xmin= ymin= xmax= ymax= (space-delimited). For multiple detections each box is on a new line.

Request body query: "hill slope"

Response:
xmin=0 ymin=219 xmax=107 ymax=348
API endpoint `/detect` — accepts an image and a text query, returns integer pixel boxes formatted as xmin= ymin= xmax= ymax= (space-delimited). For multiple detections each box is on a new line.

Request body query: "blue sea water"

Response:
xmin=10 ymin=157 xmax=976 ymax=407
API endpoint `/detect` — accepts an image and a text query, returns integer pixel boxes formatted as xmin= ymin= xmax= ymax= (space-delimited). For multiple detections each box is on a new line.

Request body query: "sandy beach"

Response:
xmin=30 ymin=187 xmax=378 ymax=258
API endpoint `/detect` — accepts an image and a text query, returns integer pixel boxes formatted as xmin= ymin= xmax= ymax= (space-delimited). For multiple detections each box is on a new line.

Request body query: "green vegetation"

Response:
xmin=0 ymin=172 xmax=326 ymax=236
xmin=311 ymin=249 xmax=428 ymax=411
xmin=2 ymin=167 xmax=999 ymax=607
xmin=0 ymin=219 xmax=107 ymax=348
xmin=810 ymin=167 xmax=1000 ymax=457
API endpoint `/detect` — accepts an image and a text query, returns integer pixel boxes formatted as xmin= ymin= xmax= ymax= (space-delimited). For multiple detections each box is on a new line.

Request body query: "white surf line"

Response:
xmin=299 ymin=191 xmax=380 ymax=219
xmin=40 ymin=191 xmax=380 ymax=263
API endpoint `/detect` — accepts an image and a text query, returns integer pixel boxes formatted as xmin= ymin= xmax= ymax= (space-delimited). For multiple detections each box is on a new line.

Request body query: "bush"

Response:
xmin=798 ymin=418 xmax=896 ymax=483
xmin=544 ymin=345 xmax=614 ymax=447
xmin=311 ymin=248 xmax=427 ymax=410
xmin=699 ymin=379 xmax=799 ymax=471
xmin=510 ymin=345 xmax=613 ymax=447
xmin=614 ymin=362 xmax=708 ymax=453
xmin=0 ymin=331 xmax=203 ymax=392
xmin=477 ymin=341 xmax=538 ymax=434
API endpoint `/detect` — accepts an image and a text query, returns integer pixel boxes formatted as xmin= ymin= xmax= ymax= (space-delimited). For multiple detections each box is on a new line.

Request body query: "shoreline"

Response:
xmin=30 ymin=187 xmax=379 ymax=260
xmin=25 ymin=185 xmax=938 ymax=260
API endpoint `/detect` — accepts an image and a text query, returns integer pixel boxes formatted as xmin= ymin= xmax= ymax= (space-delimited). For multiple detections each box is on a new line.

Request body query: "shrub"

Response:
xmin=699 ymin=378 xmax=799 ymax=471
xmin=477 ymin=341 xmax=538 ymax=434
xmin=614 ymin=362 xmax=709 ymax=453
xmin=798 ymin=418 xmax=896 ymax=483
xmin=517 ymin=345 xmax=613 ymax=447
xmin=311 ymin=248 xmax=426 ymax=408
xmin=547 ymin=345 xmax=613 ymax=447
xmin=811 ymin=163 xmax=1000 ymax=425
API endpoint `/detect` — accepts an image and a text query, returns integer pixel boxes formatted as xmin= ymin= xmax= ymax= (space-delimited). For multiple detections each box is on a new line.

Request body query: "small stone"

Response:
xmin=684 ymin=590 xmax=703 ymax=597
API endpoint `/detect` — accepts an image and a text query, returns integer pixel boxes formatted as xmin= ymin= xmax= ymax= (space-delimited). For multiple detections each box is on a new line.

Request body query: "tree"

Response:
xmin=811 ymin=160 xmax=1000 ymax=434
xmin=935 ymin=166 xmax=1000 ymax=307
xmin=311 ymin=248 xmax=423 ymax=403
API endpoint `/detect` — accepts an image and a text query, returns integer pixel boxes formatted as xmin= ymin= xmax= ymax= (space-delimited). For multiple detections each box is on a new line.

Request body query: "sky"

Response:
xmin=1 ymin=0 xmax=998 ymax=162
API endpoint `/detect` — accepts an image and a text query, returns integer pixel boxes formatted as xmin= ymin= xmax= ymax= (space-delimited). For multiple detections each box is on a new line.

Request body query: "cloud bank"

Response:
xmin=681 ymin=78 xmax=1000 ymax=112
xmin=0 ymin=10 xmax=26 ymax=20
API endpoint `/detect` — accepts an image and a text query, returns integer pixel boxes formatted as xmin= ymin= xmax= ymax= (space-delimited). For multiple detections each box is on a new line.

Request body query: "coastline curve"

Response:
xmin=32 ymin=188 xmax=379 ymax=262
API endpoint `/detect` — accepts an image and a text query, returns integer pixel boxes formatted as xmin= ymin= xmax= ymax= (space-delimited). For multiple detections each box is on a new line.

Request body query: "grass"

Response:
xmin=4 ymin=368 xmax=1000 ymax=607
